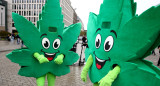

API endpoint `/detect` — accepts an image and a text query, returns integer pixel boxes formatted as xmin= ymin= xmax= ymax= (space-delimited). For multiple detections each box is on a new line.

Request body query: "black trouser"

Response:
xmin=158 ymin=56 xmax=160 ymax=66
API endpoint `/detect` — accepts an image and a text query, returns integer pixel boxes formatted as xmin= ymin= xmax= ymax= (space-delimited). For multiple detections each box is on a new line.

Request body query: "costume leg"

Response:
xmin=93 ymin=83 xmax=99 ymax=86
xmin=47 ymin=73 xmax=56 ymax=86
xmin=36 ymin=75 xmax=46 ymax=86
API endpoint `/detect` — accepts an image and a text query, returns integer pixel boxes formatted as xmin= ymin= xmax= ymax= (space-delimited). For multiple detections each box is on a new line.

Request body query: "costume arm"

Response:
xmin=54 ymin=54 xmax=64 ymax=65
xmin=81 ymin=55 xmax=93 ymax=82
xmin=33 ymin=52 xmax=49 ymax=64
xmin=98 ymin=65 xmax=120 ymax=86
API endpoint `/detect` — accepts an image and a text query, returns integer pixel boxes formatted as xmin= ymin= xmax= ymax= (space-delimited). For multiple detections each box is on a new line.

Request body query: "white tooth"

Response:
xmin=96 ymin=56 xmax=105 ymax=62
xmin=45 ymin=53 xmax=55 ymax=55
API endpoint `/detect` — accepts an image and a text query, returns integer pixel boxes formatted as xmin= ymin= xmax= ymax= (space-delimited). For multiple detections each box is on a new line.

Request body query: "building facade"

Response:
xmin=6 ymin=0 xmax=79 ymax=33
xmin=60 ymin=0 xmax=74 ymax=27
xmin=0 ymin=0 xmax=7 ymax=31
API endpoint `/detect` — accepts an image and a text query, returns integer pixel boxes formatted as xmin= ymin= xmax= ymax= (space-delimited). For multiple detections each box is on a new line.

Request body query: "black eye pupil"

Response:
xmin=96 ymin=39 xmax=100 ymax=47
xmin=54 ymin=42 xmax=59 ymax=48
xmin=105 ymin=41 xmax=110 ymax=50
xmin=44 ymin=41 xmax=49 ymax=47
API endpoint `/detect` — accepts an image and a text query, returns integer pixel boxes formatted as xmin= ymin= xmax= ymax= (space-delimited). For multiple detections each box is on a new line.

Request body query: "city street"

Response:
xmin=0 ymin=40 xmax=160 ymax=86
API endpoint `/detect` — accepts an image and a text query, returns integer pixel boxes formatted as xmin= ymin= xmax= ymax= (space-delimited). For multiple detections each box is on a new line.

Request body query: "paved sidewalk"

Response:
xmin=0 ymin=40 xmax=21 ymax=52
xmin=0 ymin=51 xmax=92 ymax=86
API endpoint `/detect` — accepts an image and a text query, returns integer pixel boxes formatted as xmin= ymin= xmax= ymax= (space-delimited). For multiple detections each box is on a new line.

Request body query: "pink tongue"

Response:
xmin=47 ymin=57 xmax=53 ymax=61
xmin=96 ymin=63 xmax=101 ymax=69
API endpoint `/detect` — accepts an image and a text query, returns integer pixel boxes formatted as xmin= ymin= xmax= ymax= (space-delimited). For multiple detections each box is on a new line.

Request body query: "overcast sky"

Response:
xmin=70 ymin=0 xmax=160 ymax=30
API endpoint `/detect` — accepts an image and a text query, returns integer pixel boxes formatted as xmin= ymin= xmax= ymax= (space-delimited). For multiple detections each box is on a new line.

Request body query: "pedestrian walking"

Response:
xmin=152 ymin=50 xmax=156 ymax=55
xmin=157 ymin=45 xmax=160 ymax=66
xmin=11 ymin=33 xmax=15 ymax=41
xmin=7 ymin=34 xmax=11 ymax=41
xmin=21 ymin=40 xmax=24 ymax=48
xmin=82 ymin=36 xmax=88 ymax=48
xmin=16 ymin=34 xmax=20 ymax=44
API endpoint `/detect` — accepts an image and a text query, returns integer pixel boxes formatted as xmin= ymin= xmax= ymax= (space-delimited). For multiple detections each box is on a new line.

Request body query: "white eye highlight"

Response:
xmin=95 ymin=34 xmax=101 ymax=48
xmin=42 ymin=38 xmax=50 ymax=49
xmin=104 ymin=36 xmax=114 ymax=52
xmin=53 ymin=39 xmax=61 ymax=49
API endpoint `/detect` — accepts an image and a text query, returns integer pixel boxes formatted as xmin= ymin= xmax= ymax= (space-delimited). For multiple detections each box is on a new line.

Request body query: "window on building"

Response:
xmin=34 ymin=4 xmax=36 ymax=9
xmin=22 ymin=4 xmax=24 ymax=9
xmin=27 ymin=0 xmax=31 ymax=3
xmin=24 ymin=11 xmax=26 ymax=16
xmin=29 ymin=11 xmax=31 ymax=16
xmin=23 ymin=0 xmax=26 ymax=3
xmin=36 ymin=17 xmax=38 ymax=22
xmin=32 ymin=4 xmax=33 ymax=9
xmin=17 ymin=5 xmax=18 ymax=9
xmin=34 ymin=11 xmax=36 ymax=16
xmin=19 ymin=11 xmax=21 ymax=15
xmin=39 ymin=4 xmax=41 ymax=9
xmin=29 ymin=4 xmax=31 ymax=9
xmin=22 ymin=11 xmax=23 ymax=15
xmin=34 ymin=17 xmax=35 ymax=22
xmin=31 ymin=11 xmax=33 ymax=16
xmin=27 ymin=4 xmax=28 ymax=9
xmin=37 ymin=11 xmax=39 ymax=16
xmin=30 ymin=17 xmax=33 ymax=22
xmin=12 ymin=0 xmax=14 ymax=3
xmin=37 ymin=4 xmax=39 ymax=10
xmin=19 ymin=4 xmax=21 ymax=9
xmin=26 ymin=11 xmax=28 ymax=16
xmin=24 ymin=4 xmax=26 ymax=9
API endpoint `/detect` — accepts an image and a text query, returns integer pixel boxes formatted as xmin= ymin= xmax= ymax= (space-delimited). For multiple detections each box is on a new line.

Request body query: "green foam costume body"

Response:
xmin=81 ymin=0 xmax=160 ymax=86
xmin=6 ymin=0 xmax=81 ymax=86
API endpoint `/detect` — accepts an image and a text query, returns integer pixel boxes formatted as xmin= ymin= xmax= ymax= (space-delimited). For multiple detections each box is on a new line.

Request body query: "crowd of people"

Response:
xmin=6 ymin=33 xmax=24 ymax=48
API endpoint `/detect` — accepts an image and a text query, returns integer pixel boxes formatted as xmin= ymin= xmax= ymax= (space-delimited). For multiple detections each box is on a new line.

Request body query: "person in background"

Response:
xmin=152 ymin=49 xmax=156 ymax=55
xmin=157 ymin=45 xmax=160 ymax=66
xmin=82 ymin=36 xmax=88 ymax=48
xmin=11 ymin=33 xmax=15 ymax=41
xmin=21 ymin=40 xmax=24 ymax=48
xmin=7 ymin=34 xmax=11 ymax=41
xmin=16 ymin=34 xmax=20 ymax=44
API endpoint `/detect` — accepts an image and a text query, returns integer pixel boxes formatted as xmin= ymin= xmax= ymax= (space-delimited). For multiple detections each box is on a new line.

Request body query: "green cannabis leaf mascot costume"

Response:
xmin=81 ymin=0 xmax=160 ymax=86
xmin=6 ymin=0 xmax=81 ymax=86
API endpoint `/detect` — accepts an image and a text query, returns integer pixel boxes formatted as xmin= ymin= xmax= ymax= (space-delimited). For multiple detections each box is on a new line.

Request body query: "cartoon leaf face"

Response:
xmin=86 ymin=0 xmax=160 ymax=83
xmin=86 ymin=0 xmax=134 ymax=63
xmin=87 ymin=0 xmax=160 ymax=68
xmin=7 ymin=0 xmax=81 ymax=78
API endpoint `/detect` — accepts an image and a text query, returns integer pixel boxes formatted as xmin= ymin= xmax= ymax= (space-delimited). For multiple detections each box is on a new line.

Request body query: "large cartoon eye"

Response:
xmin=104 ymin=36 xmax=114 ymax=52
xmin=42 ymin=38 xmax=50 ymax=49
xmin=95 ymin=34 xmax=101 ymax=48
xmin=53 ymin=39 xmax=61 ymax=49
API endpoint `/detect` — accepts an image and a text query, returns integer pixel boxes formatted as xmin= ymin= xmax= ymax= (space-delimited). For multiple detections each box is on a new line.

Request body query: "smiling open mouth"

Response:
xmin=41 ymin=49 xmax=60 ymax=61
xmin=94 ymin=52 xmax=111 ymax=69
xmin=44 ymin=53 xmax=56 ymax=61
